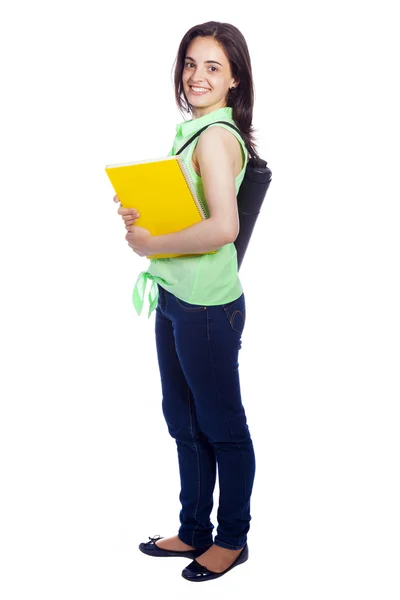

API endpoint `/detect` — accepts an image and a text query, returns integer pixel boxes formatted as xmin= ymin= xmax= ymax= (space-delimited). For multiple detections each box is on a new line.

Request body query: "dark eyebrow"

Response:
xmin=184 ymin=56 xmax=223 ymax=67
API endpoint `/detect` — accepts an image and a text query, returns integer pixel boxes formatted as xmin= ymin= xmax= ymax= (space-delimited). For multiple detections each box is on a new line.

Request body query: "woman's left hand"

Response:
xmin=118 ymin=206 xmax=153 ymax=257
xmin=125 ymin=225 xmax=153 ymax=257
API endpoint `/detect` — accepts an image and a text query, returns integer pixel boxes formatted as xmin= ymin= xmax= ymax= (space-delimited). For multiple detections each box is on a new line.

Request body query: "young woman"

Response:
xmin=113 ymin=21 xmax=259 ymax=582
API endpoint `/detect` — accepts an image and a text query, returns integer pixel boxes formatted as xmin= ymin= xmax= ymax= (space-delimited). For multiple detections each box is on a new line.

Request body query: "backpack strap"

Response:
xmin=176 ymin=120 xmax=257 ymax=161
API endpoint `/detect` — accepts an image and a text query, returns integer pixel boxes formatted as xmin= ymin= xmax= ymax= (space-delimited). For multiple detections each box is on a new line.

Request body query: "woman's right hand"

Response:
xmin=113 ymin=194 xmax=140 ymax=230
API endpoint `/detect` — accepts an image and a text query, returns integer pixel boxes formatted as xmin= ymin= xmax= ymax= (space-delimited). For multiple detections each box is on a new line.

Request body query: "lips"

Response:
xmin=189 ymin=87 xmax=210 ymax=97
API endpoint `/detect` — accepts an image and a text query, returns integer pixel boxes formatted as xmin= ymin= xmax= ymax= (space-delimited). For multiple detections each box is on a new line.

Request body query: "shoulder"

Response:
xmin=195 ymin=124 xmax=244 ymax=164
xmin=198 ymin=123 xmax=240 ymax=147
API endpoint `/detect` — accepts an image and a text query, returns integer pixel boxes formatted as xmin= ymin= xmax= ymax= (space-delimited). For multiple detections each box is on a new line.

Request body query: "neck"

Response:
xmin=191 ymin=102 xmax=227 ymax=120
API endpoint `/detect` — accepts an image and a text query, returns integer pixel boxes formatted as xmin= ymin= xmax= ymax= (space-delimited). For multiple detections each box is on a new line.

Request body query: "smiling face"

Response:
xmin=182 ymin=36 xmax=239 ymax=118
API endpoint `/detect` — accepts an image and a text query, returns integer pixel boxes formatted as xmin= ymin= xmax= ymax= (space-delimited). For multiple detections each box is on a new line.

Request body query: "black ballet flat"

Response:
xmin=181 ymin=543 xmax=249 ymax=582
xmin=139 ymin=535 xmax=213 ymax=559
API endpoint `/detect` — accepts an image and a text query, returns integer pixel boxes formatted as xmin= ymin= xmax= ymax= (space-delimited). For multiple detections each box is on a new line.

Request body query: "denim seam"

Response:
xmin=230 ymin=309 xmax=245 ymax=333
xmin=187 ymin=385 xmax=201 ymax=547
xmin=214 ymin=540 xmax=246 ymax=550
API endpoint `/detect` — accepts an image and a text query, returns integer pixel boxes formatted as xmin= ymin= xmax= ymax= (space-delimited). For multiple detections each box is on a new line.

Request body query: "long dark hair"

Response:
xmin=173 ymin=21 xmax=259 ymax=159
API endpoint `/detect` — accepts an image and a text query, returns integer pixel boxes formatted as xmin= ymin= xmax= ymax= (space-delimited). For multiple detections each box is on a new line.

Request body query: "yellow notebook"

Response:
xmin=105 ymin=155 xmax=218 ymax=260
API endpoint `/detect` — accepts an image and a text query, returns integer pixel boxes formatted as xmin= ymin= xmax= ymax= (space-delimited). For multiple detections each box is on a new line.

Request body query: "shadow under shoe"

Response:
xmin=139 ymin=535 xmax=213 ymax=559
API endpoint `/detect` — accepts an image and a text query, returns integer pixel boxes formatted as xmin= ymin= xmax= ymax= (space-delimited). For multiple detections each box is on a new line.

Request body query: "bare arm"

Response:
xmin=149 ymin=126 xmax=241 ymax=255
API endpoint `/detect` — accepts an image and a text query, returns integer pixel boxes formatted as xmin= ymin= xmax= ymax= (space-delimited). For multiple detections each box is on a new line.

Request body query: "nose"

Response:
xmin=190 ymin=65 xmax=207 ymax=83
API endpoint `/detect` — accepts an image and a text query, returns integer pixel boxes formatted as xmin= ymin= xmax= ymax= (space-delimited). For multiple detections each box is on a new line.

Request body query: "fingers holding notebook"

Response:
xmin=118 ymin=205 xmax=141 ymax=230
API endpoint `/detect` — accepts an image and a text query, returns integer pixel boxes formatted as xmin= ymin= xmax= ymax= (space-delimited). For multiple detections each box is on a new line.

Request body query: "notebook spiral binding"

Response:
xmin=175 ymin=155 xmax=208 ymax=220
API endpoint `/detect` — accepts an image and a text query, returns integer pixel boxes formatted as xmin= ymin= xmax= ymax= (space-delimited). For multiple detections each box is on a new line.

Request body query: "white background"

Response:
xmin=1 ymin=1 xmax=399 ymax=598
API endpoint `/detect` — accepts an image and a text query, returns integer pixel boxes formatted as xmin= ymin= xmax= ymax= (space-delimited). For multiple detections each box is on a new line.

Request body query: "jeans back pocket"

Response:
xmin=222 ymin=293 xmax=246 ymax=334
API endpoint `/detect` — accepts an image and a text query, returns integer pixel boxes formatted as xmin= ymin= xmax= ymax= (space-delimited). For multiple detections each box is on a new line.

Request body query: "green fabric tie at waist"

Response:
xmin=132 ymin=271 xmax=159 ymax=318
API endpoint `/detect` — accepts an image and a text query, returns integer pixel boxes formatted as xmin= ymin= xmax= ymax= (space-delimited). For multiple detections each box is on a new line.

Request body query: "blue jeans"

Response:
xmin=154 ymin=284 xmax=256 ymax=550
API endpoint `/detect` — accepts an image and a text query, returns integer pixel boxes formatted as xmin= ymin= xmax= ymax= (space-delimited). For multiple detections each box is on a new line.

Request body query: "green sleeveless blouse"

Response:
xmin=132 ymin=106 xmax=248 ymax=318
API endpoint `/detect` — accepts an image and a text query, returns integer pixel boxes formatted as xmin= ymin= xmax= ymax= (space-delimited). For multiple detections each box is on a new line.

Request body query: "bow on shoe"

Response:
xmin=147 ymin=535 xmax=162 ymax=544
